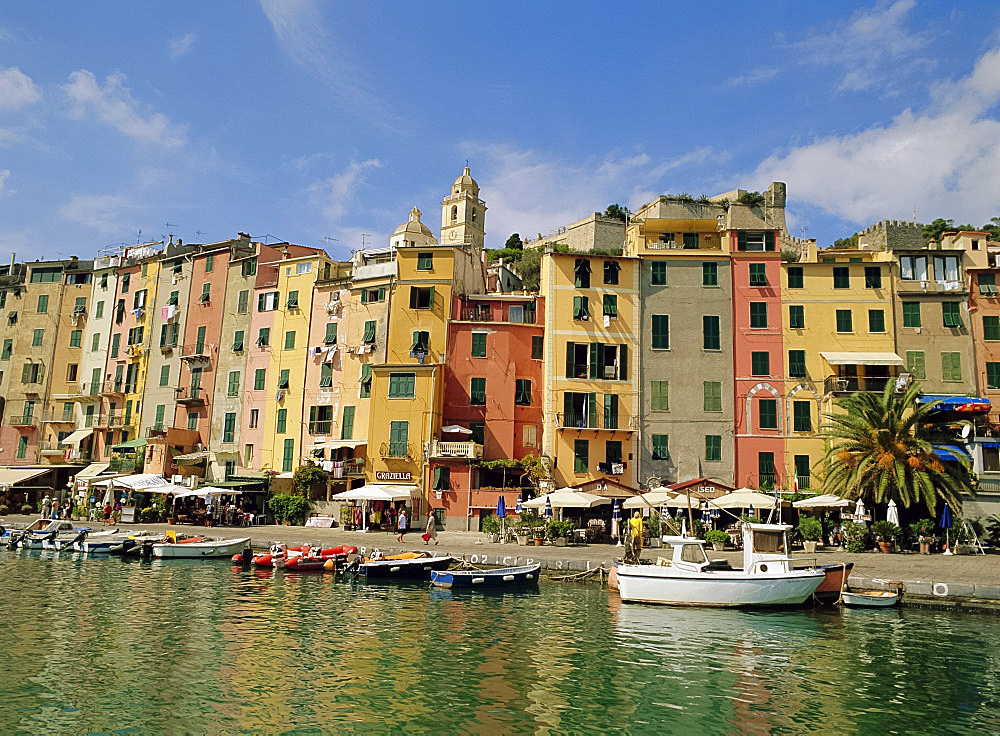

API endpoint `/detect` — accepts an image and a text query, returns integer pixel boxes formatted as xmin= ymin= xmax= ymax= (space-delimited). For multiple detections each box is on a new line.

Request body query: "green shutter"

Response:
xmin=566 ymin=341 xmax=575 ymax=378
xmin=589 ymin=343 xmax=600 ymax=379
xmin=704 ymin=381 xmax=722 ymax=412
xmin=604 ymin=394 xmax=617 ymax=429
xmin=342 ymin=406 xmax=355 ymax=440
xmin=228 ymin=371 xmax=240 ymax=396
xmin=254 ymin=369 xmax=266 ymax=390
xmin=277 ymin=408 xmax=287 ymax=433
xmin=651 ymin=381 xmax=669 ymax=411
xmin=324 ymin=322 xmax=338 ymax=344
xmin=588 ymin=392 xmax=597 ymax=428
xmin=906 ymin=351 xmax=925 ymax=380
xmin=320 ymin=363 xmax=333 ymax=387
xmin=159 ymin=364 xmax=170 ymax=387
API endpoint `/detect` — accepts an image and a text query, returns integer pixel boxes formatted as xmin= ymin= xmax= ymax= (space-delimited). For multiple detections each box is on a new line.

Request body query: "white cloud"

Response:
xmin=62 ymin=70 xmax=186 ymax=147
xmin=307 ymin=159 xmax=384 ymax=223
xmin=724 ymin=67 xmax=779 ymax=88
xmin=751 ymin=45 xmax=1000 ymax=229
xmin=0 ymin=169 xmax=10 ymax=194
xmin=169 ymin=32 xmax=196 ymax=61
xmin=793 ymin=0 xmax=930 ymax=92
xmin=58 ymin=193 xmax=136 ymax=235
xmin=0 ymin=66 xmax=41 ymax=109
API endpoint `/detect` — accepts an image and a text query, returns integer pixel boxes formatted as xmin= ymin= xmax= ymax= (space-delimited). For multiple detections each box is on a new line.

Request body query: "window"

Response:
xmin=604 ymin=394 xmax=618 ymax=429
xmin=115 ymin=299 xmax=125 ymax=323
xmin=868 ymin=309 xmax=885 ymax=333
xmin=651 ymin=315 xmax=669 ymax=349
xmin=257 ymin=291 xmax=279 ymax=311
xmin=433 ymin=466 xmax=451 ymax=490
xmin=784 ymin=351 xmax=806 ymax=380
xmin=200 ymin=283 xmax=211 ymax=303
xmin=36 ymin=294 xmax=48 ymax=313
xmin=277 ymin=408 xmax=287 ymax=433
xmin=786 ymin=266 xmax=804 ymax=289
xmin=282 ymin=438 xmax=294 ymax=472
xmin=238 ymin=290 xmax=249 ymax=314
xmin=508 ymin=305 xmax=524 ymax=323
xmin=603 ymin=260 xmax=620 ymax=285
xmin=682 ymin=233 xmax=699 ymax=249
xmin=865 ymin=266 xmax=882 ymax=289
xmin=469 ymin=422 xmax=484 ymax=445
xmin=66 ymin=364 xmax=77 ymax=382
xmin=0 ymin=339 xmax=9 ymax=360
xmin=32 ymin=329 xmax=43 ymax=347
xmin=153 ymin=404 xmax=165 ymax=430
xmin=758 ymin=452 xmax=776 ymax=488
xmin=249 ymin=408 xmax=259 ymax=429
xmin=187 ymin=412 xmax=199 ymax=431
xmin=833 ymin=267 xmax=850 ymax=289
xmin=531 ymin=336 xmax=543 ymax=360
xmin=284 ymin=331 xmax=296 ymax=350
xmin=95 ymin=301 xmax=104 ymax=319
xmin=751 ymin=351 xmax=770 ymax=376
xmin=651 ymin=434 xmax=669 ymax=460
xmin=195 ymin=326 xmax=206 ymax=353
xmin=92 ymin=333 xmax=100 ymax=352
xmin=110 ymin=333 xmax=120 ymax=358
xmin=573 ymin=296 xmax=589 ymax=321
xmin=605 ymin=440 xmax=622 ymax=466
xmin=133 ymin=289 xmax=147 ymax=309
xmin=244 ymin=444 xmax=253 ymax=466
xmin=409 ymin=286 xmax=434 ymax=309
xmin=254 ymin=369 xmax=266 ymax=390
xmin=759 ymin=398 xmax=778 ymax=429
xmin=233 ymin=330 xmax=245 ymax=351
xmin=566 ymin=342 xmax=587 ymax=378
xmin=836 ymin=309 xmax=853 ymax=333
xmin=703 ymin=315 xmax=720 ymax=350
xmin=159 ymin=365 xmax=170 ymax=387
xmin=223 ymin=412 xmax=236 ymax=443
xmin=574 ymin=259 xmax=591 ymax=288
xmin=360 ymin=364 xmax=372 ymax=398
xmin=31 ymin=266 xmax=61 ymax=283
xmin=900 ymin=255 xmax=927 ymax=281
xmin=749 ymin=263 xmax=767 ymax=286
xmin=979 ymin=273 xmax=998 ymax=296
xmin=987 ymin=362 xmax=1000 ymax=389
xmin=388 ymin=372 xmax=416 ymax=398
xmin=417 ymin=252 xmax=433 ymax=270
xmin=657 ymin=232 xmax=675 ymax=248
xmin=986 ymin=316 xmax=1000 ymax=341
xmin=241 ymin=258 xmax=258 ymax=277
xmin=902 ymin=302 xmax=921 ymax=328
xmin=410 ymin=331 xmax=429 ymax=355
xmin=323 ymin=322 xmax=337 ymax=345
xmin=942 ymin=352 xmax=962 ymax=382
xmin=360 ymin=287 xmax=386 ymax=303
xmin=341 ymin=406 xmax=355 ymax=439
xmin=363 ymin=320 xmax=377 ymax=344
xmin=932 ymin=255 xmax=961 ymax=283
xmin=794 ymin=455 xmax=811 ymax=489
xmin=942 ymin=302 xmax=963 ymax=328
xmin=74 ymin=296 xmax=87 ymax=314
xmin=651 ymin=262 xmax=667 ymax=285
xmin=320 ymin=363 xmax=333 ymax=387
xmin=603 ymin=294 xmax=617 ymax=318
xmin=522 ymin=425 xmax=537 ymax=448
xmin=16 ymin=435 xmax=27 ymax=459
xmin=793 ymin=400 xmax=812 ymax=432
xmin=69 ymin=330 xmax=82 ymax=347
xmin=470 ymin=377 xmax=486 ymax=405
xmin=704 ymin=381 xmax=722 ymax=412
xmin=286 ymin=290 xmax=299 ymax=309
xmin=701 ymin=435 xmax=721 ymax=462
xmin=737 ymin=231 xmax=775 ymax=252
xmin=294 ymin=262 xmax=312 ymax=275
xmin=257 ymin=327 xmax=271 ymax=347
xmin=389 ymin=421 xmax=409 ymax=457
xmin=277 ymin=369 xmax=290 ymax=390
xmin=702 ymin=262 xmax=717 ymax=287
xmin=515 ymin=379 xmax=532 ymax=406
xmin=750 ymin=302 xmax=768 ymax=329
xmin=650 ymin=381 xmax=669 ymax=411
xmin=121 ymin=272 xmax=130 ymax=292
xmin=228 ymin=371 xmax=240 ymax=397
xmin=573 ymin=439 xmax=589 ymax=473
xmin=788 ymin=305 xmax=804 ymax=329
xmin=906 ymin=351 xmax=926 ymax=380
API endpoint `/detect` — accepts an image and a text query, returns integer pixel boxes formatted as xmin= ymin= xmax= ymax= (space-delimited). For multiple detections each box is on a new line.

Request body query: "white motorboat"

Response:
xmin=73 ymin=529 xmax=153 ymax=554
xmin=6 ymin=519 xmax=91 ymax=550
xmin=615 ymin=522 xmax=826 ymax=607
xmin=152 ymin=536 xmax=251 ymax=559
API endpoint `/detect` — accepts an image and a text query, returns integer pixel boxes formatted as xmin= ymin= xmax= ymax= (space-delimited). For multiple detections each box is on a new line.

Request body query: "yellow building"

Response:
xmin=541 ymin=251 xmax=639 ymax=488
xmin=123 ymin=256 xmax=160 ymax=441
xmin=367 ymin=171 xmax=487 ymax=512
xmin=782 ymin=246 xmax=897 ymax=491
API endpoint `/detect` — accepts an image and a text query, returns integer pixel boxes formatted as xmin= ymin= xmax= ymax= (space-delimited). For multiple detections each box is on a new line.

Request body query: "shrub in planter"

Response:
xmin=268 ymin=493 xmax=311 ymax=525
xmin=0 ymin=504 xmax=9 ymax=516
xmin=138 ymin=506 xmax=162 ymax=524
xmin=480 ymin=514 xmax=502 ymax=539
xmin=796 ymin=516 xmax=823 ymax=542
xmin=20 ymin=503 xmax=33 ymax=515
xmin=842 ymin=520 xmax=871 ymax=553
xmin=545 ymin=520 xmax=573 ymax=540
xmin=704 ymin=530 xmax=729 ymax=550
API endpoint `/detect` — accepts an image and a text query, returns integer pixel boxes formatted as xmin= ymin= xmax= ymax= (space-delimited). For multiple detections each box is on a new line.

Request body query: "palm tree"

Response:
xmin=821 ymin=382 xmax=974 ymax=514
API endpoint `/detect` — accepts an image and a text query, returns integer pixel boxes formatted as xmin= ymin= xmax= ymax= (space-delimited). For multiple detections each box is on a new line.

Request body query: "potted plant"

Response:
xmin=705 ymin=529 xmax=729 ymax=552
xmin=796 ymin=516 xmax=823 ymax=554
xmin=546 ymin=519 xmax=573 ymax=546
xmin=870 ymin=520 xmax=900 ymax=553
xmin=645 ymin=513 xmax=662 ymax=547
xmin=480 ymin=514 xmax=502 ymax=542
xmin=20 ymin=503 xmax=33 ymax=515
xmin=514 ymin=511 xmax=542 ymax=545
xmin=842 ymin=521 xmax=870 ymax=553
xmin=909 ymin=518 xmax=936 ymax=554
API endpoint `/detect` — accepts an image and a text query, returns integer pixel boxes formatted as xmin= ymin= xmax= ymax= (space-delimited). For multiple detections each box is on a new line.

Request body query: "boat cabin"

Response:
xmin=742 ymin=522 xmax=794 ymax=574
xmin=25 ymin=519 xmax=78 ymax=534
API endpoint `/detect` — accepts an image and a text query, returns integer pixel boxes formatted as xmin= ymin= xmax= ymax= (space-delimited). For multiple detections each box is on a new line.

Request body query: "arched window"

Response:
xmin=471 ymin=209 xmax=477 ymax=223
xmin=451 ymin=205 xmax=458 ymax=222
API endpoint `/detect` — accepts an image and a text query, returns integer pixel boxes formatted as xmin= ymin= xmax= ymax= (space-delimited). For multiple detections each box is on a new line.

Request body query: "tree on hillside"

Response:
xmin=982 ymin=217 xmax=1000 ymax=241
xmin=832 ymin=233 xmax=859 ymax=249
xmin=504 ymin=233 xmax=523 ymax=251
xmin=517 ymin=247 xmax=543 ymax=291
xmin=922 ymin=218 xmax=954 ymax=243
xmin=822 ymin=382 xmax=974 ymax=515
xmin=603 ymin=204 xmax=631 ymax=222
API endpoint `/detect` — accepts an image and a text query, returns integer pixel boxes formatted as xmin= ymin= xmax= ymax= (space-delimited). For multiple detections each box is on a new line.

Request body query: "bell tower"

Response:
xmin=440 ymin=167 xmax=486 ymax=249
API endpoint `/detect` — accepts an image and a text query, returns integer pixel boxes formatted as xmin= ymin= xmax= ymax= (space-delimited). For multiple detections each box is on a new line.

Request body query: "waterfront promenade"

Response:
xmin=5 ymin=514 xmax=999 ymax=608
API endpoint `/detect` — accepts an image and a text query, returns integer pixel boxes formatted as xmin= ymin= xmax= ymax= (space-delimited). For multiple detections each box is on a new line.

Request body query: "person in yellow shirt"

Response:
xmin=625 ymin=511 xmax=644 ymax=563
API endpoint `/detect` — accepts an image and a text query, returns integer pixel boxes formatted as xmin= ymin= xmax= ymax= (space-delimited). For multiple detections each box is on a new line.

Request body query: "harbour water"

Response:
xmin=1 ymin=551 xmax=999 ymax=734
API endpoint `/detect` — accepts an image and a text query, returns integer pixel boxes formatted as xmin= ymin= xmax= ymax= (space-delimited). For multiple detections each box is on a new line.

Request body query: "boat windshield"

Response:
xmin=752 ymin=531 xmax=786 ymax=554
xmin=679 ymin=543 xmax=708 ymax=564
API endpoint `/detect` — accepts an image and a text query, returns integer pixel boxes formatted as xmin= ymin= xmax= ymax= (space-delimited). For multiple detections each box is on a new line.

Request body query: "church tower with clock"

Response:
xmin=440 ymin=166 xmax=486 ymax=249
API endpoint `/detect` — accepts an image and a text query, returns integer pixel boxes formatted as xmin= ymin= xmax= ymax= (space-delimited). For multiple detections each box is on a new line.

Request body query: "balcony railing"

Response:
xmin=429 ymin=440 xmax=483 ymax=460
xmin=176 ymin=386 xmax=206 ymax=404
xmin=823 ymin=376 xmax=891 ymax=395
xmin=8 ymin=415 xmax=37 ymax=428
xmin=79 ymin=381 xmax=103 ymax=397
xmin=308 ymin=421 xmax=334 ymax=436
xmin=108 ymin=456 xmax=142 ymax=473
xmin=180 ymin=343 xmax=211 ymax=362
xmin=146 ymin=424 xmax=167 ymax=437
xmin=106 ymin=411 xmax=125 ymax=427
xmin=84 ymin=413 xmax=105 ymax=428
xmin=101 ymin=380 xmax=137 ymax=395
xmin=329 ymin=458 xmax=366 ymax=478
xmin=555 ymin=412 xmax=637 ymax=430
xmin=41 ymin=410 xmax=76 ymax=423
xmin=380 ymin=442 xmax=414 ymax=459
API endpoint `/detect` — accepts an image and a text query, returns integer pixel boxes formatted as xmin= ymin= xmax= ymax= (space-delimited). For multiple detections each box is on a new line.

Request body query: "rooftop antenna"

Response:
xmin=361 ymin=233 xmax=371 ymax=249
xmin=135 ymin=227 xmax=142 ymax=244
xmin=195 ymin=230 xmax=208 ymax=241
xmin=323 ymin=236 xmax=339 ymax=249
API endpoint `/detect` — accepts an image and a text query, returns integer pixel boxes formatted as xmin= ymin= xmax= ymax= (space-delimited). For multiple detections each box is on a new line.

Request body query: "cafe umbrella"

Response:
xmin=940 ymin=503 xmax=954 ymax=555
xmin=496 ymin=495 xmax=507 ymax=542
xmin=611 ymin=499 xmax=621 ymax=545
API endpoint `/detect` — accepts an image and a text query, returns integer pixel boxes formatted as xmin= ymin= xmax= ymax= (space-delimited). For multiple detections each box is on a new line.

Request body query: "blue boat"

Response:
xmin=431 ymin=563 xmax=541 ymax=589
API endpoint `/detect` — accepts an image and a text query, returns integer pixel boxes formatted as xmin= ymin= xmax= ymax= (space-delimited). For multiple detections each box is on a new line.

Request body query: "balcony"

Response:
xmin=180 ymin=344 xmax=211 ymax=362
xmin=146 ymin=424 xmax=167 ymax=438
xmin=458 ymin=306 xmax=537 ymax=324
xmin=8 ymin=415 xmax=37 ymax=429
xmin=329 ymin=458 xmax=366 ymax=479
xmin=108 ymin=456 xmax=142 ymax=473
xmin=41 ymin=410 xmax=75 ymax=424
xmin=37 ymin=441 xmax=92 ymax=462
xmin=429 ymin=440 xmax=483 ymax=460
xmin=101 ymin=380 xmax=137 ymax=396
xmin=84 ymin=413 xmax=105 ymax=428
xmin=38 ymin=440 xmax=65 ymax=457
xmin=823 ymin=376 xmax=891 ymax=395
xmin=308 ymin=421 xmax=333 ymax=436
xmin=77 ymin=381 xmax=103 ymax=399
xmin=379 ymin=442 xmax=414 ymax=460
xmin=176 ymin=386 xmax=206 ymax=404
xmin=556 ymin=412 xmax=637 ymax=431
xmin=106 ymin=412 xmax=128 ymax=428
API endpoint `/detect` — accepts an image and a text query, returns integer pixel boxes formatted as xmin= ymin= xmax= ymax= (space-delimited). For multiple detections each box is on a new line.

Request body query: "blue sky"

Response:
xmin=2 ymin=1 xmax=1000 ymax=261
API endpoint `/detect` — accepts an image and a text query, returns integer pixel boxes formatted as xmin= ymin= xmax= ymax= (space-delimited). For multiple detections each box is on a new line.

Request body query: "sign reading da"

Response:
xmin=375 ymin=471 xmax=413 ymax=481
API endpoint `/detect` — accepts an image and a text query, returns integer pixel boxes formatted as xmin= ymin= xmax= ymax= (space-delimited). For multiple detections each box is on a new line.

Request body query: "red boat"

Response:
xmin=249 ymin=544 xmax=358 ymax=569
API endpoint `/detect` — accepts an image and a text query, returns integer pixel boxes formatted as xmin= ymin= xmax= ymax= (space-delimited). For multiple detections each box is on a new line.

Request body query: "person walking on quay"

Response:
xmin=51 ymin=499 xmax=60 ymax=520
xmin=397 ymin=508 xmax=407 ymax=543
xmin=103 ymin=501 xmax=112 ymax=525
xmin=41 ymin=495 xmax=51 ymax=519
xmin=424 ymin=514 xmax=438 ymax=545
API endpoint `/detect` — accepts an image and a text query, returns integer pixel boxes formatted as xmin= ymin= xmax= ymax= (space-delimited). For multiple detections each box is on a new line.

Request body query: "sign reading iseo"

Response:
xmin=375 ymin=471 xmax=412 ymax=481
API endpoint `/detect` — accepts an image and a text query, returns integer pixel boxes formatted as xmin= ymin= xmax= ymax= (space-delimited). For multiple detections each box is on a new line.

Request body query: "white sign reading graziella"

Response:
xmin=375 ymin=471 xmax=412 ymax=481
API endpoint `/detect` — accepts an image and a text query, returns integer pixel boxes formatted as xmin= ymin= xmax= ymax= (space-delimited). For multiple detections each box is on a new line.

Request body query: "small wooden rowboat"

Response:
xmin=842 ymin=580 xmax=904 ymax=608
xmin=358 ymin=552 xmax=454 ymax=579
xmin=431 ymin=563 xmax=541 ymax=589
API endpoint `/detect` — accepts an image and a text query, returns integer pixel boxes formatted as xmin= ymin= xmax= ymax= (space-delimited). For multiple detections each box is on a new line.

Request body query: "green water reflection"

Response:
xmin=0 ymin=550 xmax=999 ymax=734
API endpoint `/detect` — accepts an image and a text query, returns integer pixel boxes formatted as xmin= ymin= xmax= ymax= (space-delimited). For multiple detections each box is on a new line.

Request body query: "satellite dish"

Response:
xmin=960 ymin=424 xmax=972 ymax=439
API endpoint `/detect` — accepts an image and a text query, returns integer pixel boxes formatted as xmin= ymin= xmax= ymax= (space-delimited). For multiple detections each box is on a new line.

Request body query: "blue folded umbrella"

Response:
xmin=939 ymin=503 xmax=952 ymax=529
xmin=496 ymin=495 xmax=506 ymax=518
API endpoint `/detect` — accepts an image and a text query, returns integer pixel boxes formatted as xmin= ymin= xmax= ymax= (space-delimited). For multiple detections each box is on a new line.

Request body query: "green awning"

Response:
xmin=112 ymin=438 xmax=147 ymax=450
xmin=211 ymin=480 xmax=267 ymax=491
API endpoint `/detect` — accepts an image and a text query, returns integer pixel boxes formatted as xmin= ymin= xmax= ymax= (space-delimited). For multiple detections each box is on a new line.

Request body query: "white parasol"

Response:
xmin=886 ymin=499 xmax=899 ymax=527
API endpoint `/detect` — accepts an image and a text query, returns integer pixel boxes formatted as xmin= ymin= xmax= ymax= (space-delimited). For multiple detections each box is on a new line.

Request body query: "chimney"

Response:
xmin=177 ymin=239 xmax=182 ymax=246
xmin=168 ymin=235 xmax=174 ymax=246
xmin=9 ymin=252 xmax=14 ymax=273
